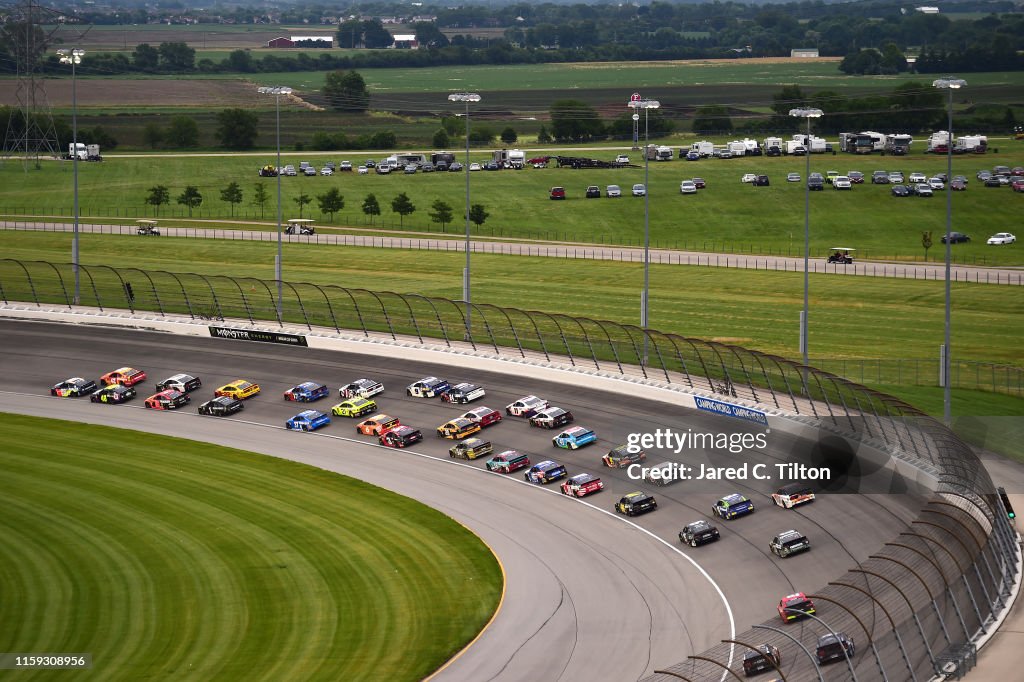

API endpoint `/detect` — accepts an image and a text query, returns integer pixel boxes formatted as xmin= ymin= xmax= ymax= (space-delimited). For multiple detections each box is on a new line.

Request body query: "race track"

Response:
xmin=0 ymin=319 xmax=926 ymax=680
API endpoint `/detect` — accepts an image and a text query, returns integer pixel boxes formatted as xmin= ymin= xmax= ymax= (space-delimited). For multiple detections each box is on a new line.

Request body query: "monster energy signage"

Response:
xmin=208 ymin=326 xmax=308 ymax=347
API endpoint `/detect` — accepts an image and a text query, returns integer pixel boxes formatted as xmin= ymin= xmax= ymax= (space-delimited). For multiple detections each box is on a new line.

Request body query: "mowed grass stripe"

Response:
xmin=2 ymin=454 xmax=247 ymax=676
xmin=0 ymin=414 xmax=502 ymax=680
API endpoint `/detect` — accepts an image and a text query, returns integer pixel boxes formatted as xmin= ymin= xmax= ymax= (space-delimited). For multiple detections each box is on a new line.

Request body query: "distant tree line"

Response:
xmin=3 ymin=5 xmax=1022 ymax=76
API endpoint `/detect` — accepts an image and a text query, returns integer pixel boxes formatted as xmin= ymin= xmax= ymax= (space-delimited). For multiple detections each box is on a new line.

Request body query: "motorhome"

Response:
xmin=954 ymin=135 xmax=988 ymax=154
xmin=886 ymin=134 xmax=913 ymax=155
xmin=763 ymin=137 xmax=783 ymax=156
xmin=926 ymin=131 xmax=952 ymax=154
xmin=690 ymin=140 xmax=715 ymax=157
xmin=492 ymin=148 xmax=526 ymax=168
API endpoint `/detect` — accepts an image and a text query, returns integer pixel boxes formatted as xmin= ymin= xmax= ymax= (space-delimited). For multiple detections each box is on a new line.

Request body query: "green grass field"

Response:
xmin=3 ymin=231 xmax=1022 ymax=372
xmin=4 ymin=147 xmax=1024 ymax=265
xmin=0 ymin=413 xmax=502 ymax=680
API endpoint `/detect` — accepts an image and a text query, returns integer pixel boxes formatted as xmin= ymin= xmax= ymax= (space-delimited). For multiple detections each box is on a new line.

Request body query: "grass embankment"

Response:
xmin=3 ymin=148 xmax=1024 ymax=265
xmin=0 ymin=414 xmax=502 ymax=680
xmin=3 ymin=230 xmax=1021 ymax=369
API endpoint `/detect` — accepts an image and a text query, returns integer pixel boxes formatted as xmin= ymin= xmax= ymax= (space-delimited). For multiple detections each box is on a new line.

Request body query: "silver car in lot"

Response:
xmin=606 ymin=184 xmax=621 ymax=197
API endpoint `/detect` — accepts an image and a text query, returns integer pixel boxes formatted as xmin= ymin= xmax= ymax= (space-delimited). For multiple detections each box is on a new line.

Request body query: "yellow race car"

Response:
xmin=214 ymin=379 xmax=261 ymax=400
xmin=331 ymin=397 xmax=377 ymax=418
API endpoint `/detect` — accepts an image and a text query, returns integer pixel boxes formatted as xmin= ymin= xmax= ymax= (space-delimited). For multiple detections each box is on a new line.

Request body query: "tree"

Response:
xmin=176 ymin=186 xmax=203 ymax=217
xmin=469 ymin=204 xmax=489 ymax=227
xmin=318 ymin=188 xmax=345 ymax=222
xmin=253 ymin=183 xmax=270 ymax=219
xmin=692 ymin=105 xmax=733 ymax=134
xmin=226 ymin=49 xmax=255 ymax=72
xmin=323 ymin=70 xmax=370 ymax=112
xmin=428 ymin=199 xmax=453 ymax=230
xmin=550 ymin=100 xmax=604 ymax=142
xmin=220 ymin=182 xmax=243 ymax=217
xmin=391 ymin=192 xmax=416 ymax=226
xmin=132 ymin=43 xmax=159 ymax=71
xmin=145 ymin=185 xmax=169 ymax=216
xmin=157 ymin=42 xmax=195 ymax=71
xmin=441 ymin=116 xmax=461 ymax=137
xmin=922 ymin=231 xmax=933 ymax=262
xmin=294 ymin=192 xmax=312 ymax=218
xmin=215 ymin=108 xmax=259 ymax=150
xmin=142 ymin=122 xmax=163 ymax=149
xmin=469 ymin=125 xmax=495 ymax=144
xmin=337 ymin=19 xmax=363 ymax=49
xmin=363 ymin=20 xmax=394 ymax=49
xmin=414 ymin=22 xmax=449 ymax=49
xmin=432 ymin=129 xmax=450 ymax=148
xmin=165 ymin=115 xmax=200 ymax=148
xmin=87 ymin=126 xmax=117 ymax=149
xmin=537 ymin=125 xmax=552 ymax=144
xmin=500 ymin=127 xmax=518 ymax=144
xmin=362 ymin=193 xmax=381 ymax=225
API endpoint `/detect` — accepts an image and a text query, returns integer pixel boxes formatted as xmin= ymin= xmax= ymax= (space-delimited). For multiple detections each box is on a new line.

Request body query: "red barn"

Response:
xmin=267 ymin=37 xmax=295 ymax=48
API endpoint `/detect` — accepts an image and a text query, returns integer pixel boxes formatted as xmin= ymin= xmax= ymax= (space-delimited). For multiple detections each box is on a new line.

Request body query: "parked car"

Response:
xmin=549 ymin=186 xmax=566 ymax=200
xmin=303 ymin=166 xmax=316 ymax=176
xmin=357 ymin=165 xmax=368 ymax=174
xmin=987 ymin=232 xmax=1016 ymax=245
xmin=691 ymin=177 xmax=706 ymax=189
xmin=585 ymin=185 xmax=601 ymax=198
xmin=339 ymin=161 xmax=352 ymax=171
xmin=787 ymin=172 xmax=801 ymax=182
xmin=420 ymin=162 xmax=434 ymax=173
xmin=825 ymin=170 xmax=839 ymax=184
xmin=632 ymin=183 xmax=646 ymax=197
xmin=951 ymin=178 xmax=967 ymax=191
xmin=908 ymin=172 xmax=927 ymax=184
xmin=679 ymin=180 xmax=697 ymax=194
xmin=833 ymin=175 xmax=852 ymax=190
xmin=753 ymin=174 xmax=770 ymax=186
xmin=449 ymin=162 xmax=463 ymax=172
xmin=606 ymin=184 xmax=621 ymax=198
xmin=807 ymin=177 xmax=824 ymax=191
xmin=320 ymin=167 xmax=333 ymax=176
xmin=928 ymin=177 xmax=945 ymax=190
xmin=941 ymin=232 xmax=971 ymax=244
xmin=984 ymin=176 xmax=1004 ymax=187
xmin=888 ymin=171 xmax=904 ymax=184
xmin=615 ymin=154 xmax=630 ymax=164
xmin=914 ymin=183 xmax=934 ymax=197
xmin=469 ymin=162 xmax=482 ymax=171
xmin=891 ymin=184 xmax=911 ymax=197
xmin=871 ymin=170 xmax=890 ymax=184
xmin=848 ymin=170 xmax=864 ymax=184
xmin=741 ymin=173 xmax=757 ymax=183
xmin=403 ymin=164 xmax=417 ymax=174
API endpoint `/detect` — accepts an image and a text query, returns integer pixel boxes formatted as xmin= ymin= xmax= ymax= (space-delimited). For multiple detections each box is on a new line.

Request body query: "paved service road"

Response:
xmin=4 ymin=220 xmax=1021 ymax=285
xmin=0 ymin=320 xmax=926 ymax=680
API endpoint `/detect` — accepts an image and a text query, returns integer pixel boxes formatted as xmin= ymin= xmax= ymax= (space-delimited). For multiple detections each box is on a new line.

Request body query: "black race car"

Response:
xmin=770 ymin=530 xmax=811 ymax=558
xmin=529 ymin=406 xmax=574 ymax=429
xmin=90 ymin=384 xmax=136 ymax=404
xmin=615 ymin=492 xmax=658 ymax=517
xmin=440 ymin=382 xmax=485 ymax=404
xmin=198 ymin=396 xmax=244 ymax=416
xmin=155 ymin=373 xmax=202 ymax=392
xmin=679 ymin=520 xmax=721 ymax=547
xmin=742 ymin=644 xmax=781 ymax=677
xmin=51 ymin=377 xmax=97 ymax=397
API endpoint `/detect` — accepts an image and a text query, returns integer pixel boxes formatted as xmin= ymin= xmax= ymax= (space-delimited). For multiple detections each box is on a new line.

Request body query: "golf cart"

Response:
xmin=285 ymin=218 xmax=315 ymax=236
xmin=827 ymin=247 xmax=855 ymax=264
xmin=136 ymin=219 xmax=160 ymax=236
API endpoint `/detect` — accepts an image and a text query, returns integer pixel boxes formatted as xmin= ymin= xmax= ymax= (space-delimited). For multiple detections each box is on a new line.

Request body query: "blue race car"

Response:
xmin=284 ymin=381 xmax=330 ymax=402
xmin=524 ymin=460 xmax=568 ymax=484
xmin=285 ymin=410 xmax=331 ymax=432
xmin=712 ymin=493 xmax=755 ymax=520
xmin=552 ymin=426 xmax=597 ymax=450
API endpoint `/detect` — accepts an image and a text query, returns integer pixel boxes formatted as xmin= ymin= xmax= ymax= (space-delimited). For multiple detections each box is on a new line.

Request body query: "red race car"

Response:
xmin=379 ymin=425 xmax=423 ymax=448
xmin=100 ymin=366 xmax=147 ymax=387
xmin=778 ymin=592 xmax=816 ymax=623
xmin=144 ymin=389 xmax=190 ymax=410
xmin=560 ymin=473 xmax=604 ymax=498
xmin=461 ymin=406 xmax=503 ymax=428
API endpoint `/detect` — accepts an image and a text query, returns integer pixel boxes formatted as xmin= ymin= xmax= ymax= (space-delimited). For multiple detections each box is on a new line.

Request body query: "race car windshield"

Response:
xmin=782 ymin=537 xmax=807 ymax=548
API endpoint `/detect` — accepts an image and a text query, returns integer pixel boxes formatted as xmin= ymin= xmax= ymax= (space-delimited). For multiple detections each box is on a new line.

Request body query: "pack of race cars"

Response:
xmin=51 ymin=365 xmax=837 ymax=663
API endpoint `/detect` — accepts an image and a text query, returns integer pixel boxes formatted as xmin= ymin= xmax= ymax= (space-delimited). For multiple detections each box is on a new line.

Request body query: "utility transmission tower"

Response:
xmin=2 ymin=0 xmax=65 ymax=168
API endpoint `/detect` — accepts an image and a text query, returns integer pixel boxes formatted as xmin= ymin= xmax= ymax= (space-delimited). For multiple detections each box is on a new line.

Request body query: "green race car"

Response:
xmin=331 ymin=397 xmax=377 ymax=418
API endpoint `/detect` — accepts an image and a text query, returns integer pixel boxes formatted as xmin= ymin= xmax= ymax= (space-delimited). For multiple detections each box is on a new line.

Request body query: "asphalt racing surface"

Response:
xmin=0 ymin=319 xmax=926 ymax=680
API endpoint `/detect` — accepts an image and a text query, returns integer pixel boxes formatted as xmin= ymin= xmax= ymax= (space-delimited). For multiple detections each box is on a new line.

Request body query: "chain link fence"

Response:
xmin=1 ymin=258 xmax=1018 ymax=682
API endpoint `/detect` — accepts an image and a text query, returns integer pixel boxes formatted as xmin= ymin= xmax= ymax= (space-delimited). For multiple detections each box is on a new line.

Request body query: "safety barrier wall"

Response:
xmin=0 ymin=258 xmax=1017 ymax=681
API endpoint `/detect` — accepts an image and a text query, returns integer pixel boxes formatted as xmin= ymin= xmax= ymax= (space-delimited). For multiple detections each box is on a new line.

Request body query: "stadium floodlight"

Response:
xmin=257 ymin=86 xmax=293 ymax=319
xmin=789 ymin=107 xmax=824 ymax=368
xmin=448 ymin=92 xmax=481 ymax=340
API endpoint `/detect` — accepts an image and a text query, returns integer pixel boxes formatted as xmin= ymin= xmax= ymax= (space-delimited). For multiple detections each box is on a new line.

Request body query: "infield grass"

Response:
xmin=3 ymin=148 xmax=1024 ymax=265
xmin=0 ymin=413 xmax=502 ymax=680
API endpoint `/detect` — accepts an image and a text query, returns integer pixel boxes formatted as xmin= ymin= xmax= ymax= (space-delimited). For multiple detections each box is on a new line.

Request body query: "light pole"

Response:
xmin=933 ymin=77 xmax=966 ymax=426
xmin=58 ymin=48 xmax=84 ymax=305
xmin=448 ymin=92 xmax=481 ymax=340
xmin=258 ymin=85 xmax=292 ymax=319
xmin=628 ymin=98 xmax=660 ymax=361
xmin=789 ymin=107 xmax=823 ymax=368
